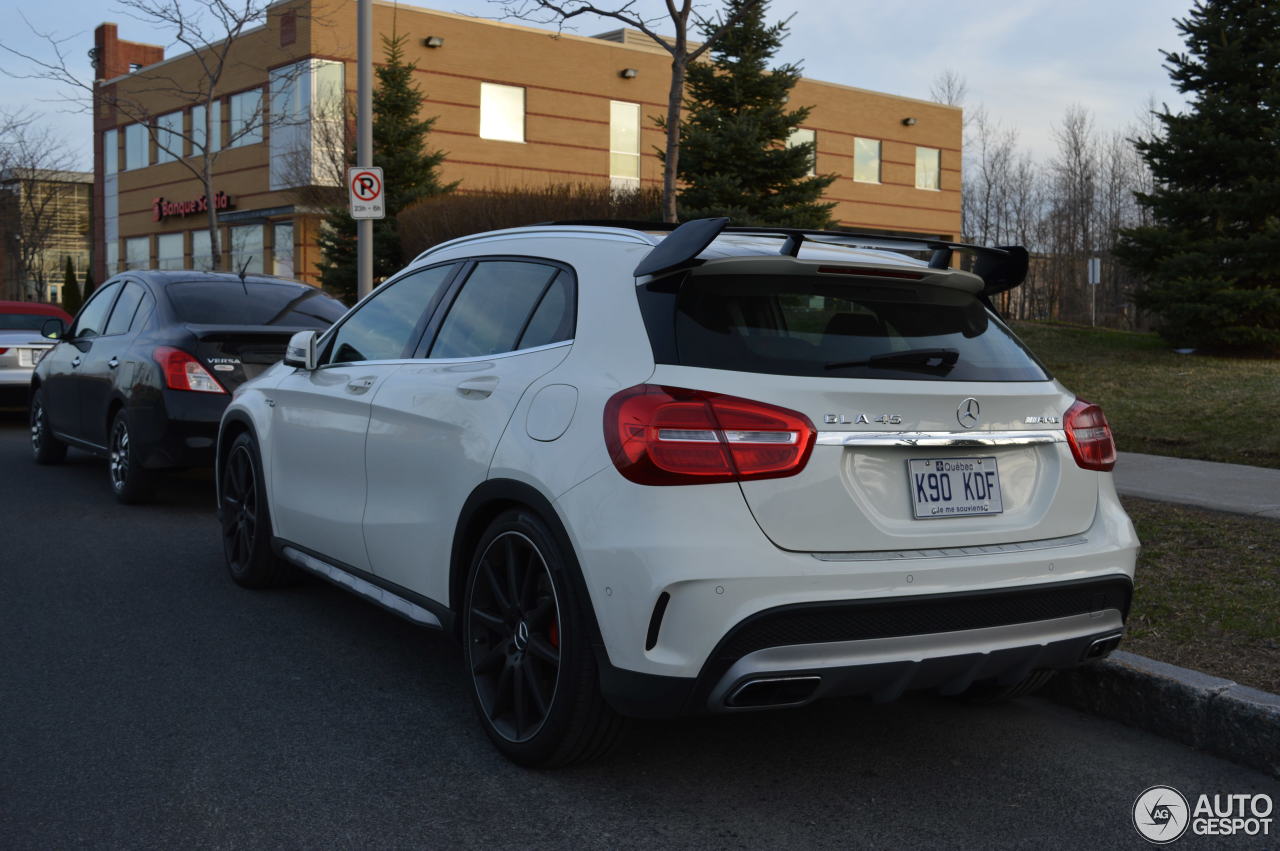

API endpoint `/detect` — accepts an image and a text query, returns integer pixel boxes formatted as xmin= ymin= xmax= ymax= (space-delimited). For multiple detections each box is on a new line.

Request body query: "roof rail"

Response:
xmin=615 ymin=217 xmax=1028 ymax=296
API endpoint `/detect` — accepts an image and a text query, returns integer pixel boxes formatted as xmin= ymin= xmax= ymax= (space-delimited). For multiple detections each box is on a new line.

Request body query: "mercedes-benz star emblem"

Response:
xmin=957 ymin=397 xmax=981 ymax=429
xmin=514 ymin=620 xmax=530 ymax=651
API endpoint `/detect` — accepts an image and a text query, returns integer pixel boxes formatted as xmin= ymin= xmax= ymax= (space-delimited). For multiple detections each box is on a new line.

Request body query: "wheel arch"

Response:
xmin=450 ymin=479 xmax=604 ymax=649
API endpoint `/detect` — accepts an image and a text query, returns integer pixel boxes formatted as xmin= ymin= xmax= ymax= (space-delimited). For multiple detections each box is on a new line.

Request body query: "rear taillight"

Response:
xmin=153 ymin=346 xmax=226 ymax=394
xmin=604 ymin=384 xmax=816 ymax=485
xmin=0 ymin=348 xmax=8 ymax=354
xmin=1064 ymin=399 xmax=1116 ymax=471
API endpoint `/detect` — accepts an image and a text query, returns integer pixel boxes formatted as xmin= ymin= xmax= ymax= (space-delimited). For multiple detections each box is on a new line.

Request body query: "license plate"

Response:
xmin=908 ymin=457 xmax=1004 ymax=519
xmin=19 ymin=348 xmax=45 ymax=367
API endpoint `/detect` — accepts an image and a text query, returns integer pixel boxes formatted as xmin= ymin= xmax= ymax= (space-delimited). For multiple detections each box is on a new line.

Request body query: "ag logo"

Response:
xmin=1133 ymin=785 xmax=1190 ymax=844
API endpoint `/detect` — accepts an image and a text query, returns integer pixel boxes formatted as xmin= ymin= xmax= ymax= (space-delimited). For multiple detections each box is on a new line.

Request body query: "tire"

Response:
xmin=463 ymin=509 xmax=625 ymax=768
xmin=30 ymin=388 xmax=67 ymax=465
xmin=219 ymin=431 xmax=297 ymax=588
xmin=108 ymin=409 xmax=154 ymax=504
xmin=959 ymin=669 xmax=1056 ymax=704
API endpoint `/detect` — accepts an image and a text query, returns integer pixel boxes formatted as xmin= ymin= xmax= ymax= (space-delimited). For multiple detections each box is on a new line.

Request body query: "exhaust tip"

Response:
xmin=725 ymin=676 xmax=821 ymax=709
xmin=1082 ymin=631 xmax=1124 ymax=661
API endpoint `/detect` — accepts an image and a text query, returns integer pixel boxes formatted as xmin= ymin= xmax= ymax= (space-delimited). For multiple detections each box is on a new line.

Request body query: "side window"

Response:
xmin=72 ymin=282 xmax=122 ymax=339
xmin=516 ymin=271 xmax=574 ymax=349
xmin=325 ymin=264 xmax=455 ymax=365
xmin=103 ymin=282 xmax=146 ymax=336
xmin=429 ymin=261 xmax=566 ymax=359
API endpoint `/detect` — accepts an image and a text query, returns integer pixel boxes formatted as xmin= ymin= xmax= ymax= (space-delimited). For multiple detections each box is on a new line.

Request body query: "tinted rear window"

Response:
xmin=0 ymin=313 xmax=63 ymax=332
xmin=647 ymin=274 xmax=1048 ymax=382
xmin=166 ymin=281 xmax=346 ymax=327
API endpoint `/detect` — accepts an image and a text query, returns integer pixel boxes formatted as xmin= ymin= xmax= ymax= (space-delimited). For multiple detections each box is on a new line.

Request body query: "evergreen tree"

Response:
xmin=671 ymin=0 xmax=836 ymax=227
xmin=1115 ymin=0 xmax=1280 ymax=353
xmin=317 ymin=34 xmax=454 ymax=302
xmin=60 ymin=256 xmax=81 ymax=315
xmin=81 ymin=268 xmax=95 ymax=301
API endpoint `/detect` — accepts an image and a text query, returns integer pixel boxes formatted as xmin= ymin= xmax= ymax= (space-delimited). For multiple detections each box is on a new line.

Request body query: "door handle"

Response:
xmin=108 ymin=356 xmax=120 ymax=369
xmin=456 ymin=376 xmax=498 ymax=399
xmin=71 ymin=356 xmax=81 ymax=368
xmin=346 ymin=376 xmax=377 ymax=393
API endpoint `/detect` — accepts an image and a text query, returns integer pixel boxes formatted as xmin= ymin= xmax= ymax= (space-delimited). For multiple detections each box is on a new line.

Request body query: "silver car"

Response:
xmin=0 ymin=302 xmax=68 ymax=405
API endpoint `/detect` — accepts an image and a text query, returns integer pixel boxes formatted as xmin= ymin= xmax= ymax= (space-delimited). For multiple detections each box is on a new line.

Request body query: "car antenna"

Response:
xmin=236 ymin=257 xmax=251 ymax=295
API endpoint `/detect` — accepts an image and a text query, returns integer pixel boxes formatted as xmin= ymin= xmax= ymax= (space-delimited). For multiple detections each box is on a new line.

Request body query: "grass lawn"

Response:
xmin=1120 ymin=497 xmax=1280 ymax=694
xmin=1010 ymin=320 xmax=1280 ymax=468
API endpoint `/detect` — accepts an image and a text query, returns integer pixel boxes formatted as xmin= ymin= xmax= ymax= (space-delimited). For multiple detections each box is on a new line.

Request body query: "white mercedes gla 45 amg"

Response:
xmin=216 ymin=219 xmax=1138 ymax=766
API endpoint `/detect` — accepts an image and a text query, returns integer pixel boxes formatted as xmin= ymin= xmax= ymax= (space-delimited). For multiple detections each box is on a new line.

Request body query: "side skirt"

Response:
xmin=273 ymin=538 xmax=456 ymax=635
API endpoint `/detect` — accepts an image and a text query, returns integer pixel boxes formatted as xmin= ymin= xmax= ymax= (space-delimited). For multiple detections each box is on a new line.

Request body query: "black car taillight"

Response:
xmin=153 ymin=346 xmax=226 ymax=394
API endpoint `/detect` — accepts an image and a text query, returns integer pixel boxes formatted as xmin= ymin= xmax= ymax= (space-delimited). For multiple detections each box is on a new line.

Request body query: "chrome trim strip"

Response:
xmin=314 ymin=339 xmax=573 ymax=370
xmin=281 ymin=546 xmax=442 ymax=629
xmin=815 ymin=429 xmax=1066 ymax=448
xmin=707 ymin=610 xmax=1124 ymax=709
xmin=811 ymin=533 xmax=1089 ymax=562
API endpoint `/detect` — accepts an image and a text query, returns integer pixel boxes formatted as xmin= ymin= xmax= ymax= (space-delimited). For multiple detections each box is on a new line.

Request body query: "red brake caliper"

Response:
xmin=549 ymin=619 xmax=559 ymax=648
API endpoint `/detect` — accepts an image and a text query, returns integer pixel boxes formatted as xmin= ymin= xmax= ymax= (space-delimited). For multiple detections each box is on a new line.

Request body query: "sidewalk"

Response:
xmin=1112 ymin=451 xmax=1280 ymax=519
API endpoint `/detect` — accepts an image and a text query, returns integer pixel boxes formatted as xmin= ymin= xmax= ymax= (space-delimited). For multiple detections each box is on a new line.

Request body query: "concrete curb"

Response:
xmin=1041 ymin=651 xmax=1280 ymax=779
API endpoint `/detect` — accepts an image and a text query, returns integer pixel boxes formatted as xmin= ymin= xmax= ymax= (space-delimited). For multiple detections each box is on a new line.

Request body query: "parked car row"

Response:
xmin=0 ymin=300 xmax=71 ymax=406
xmin=27 ymin=220 xmax=1139 ymax=768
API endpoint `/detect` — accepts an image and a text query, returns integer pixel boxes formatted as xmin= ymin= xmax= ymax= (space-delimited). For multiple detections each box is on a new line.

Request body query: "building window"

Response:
xmin=156 ymin=232 xmax=184 ymax=270
xmin=480 ymin=82 xmax=524 ymax=143
xmin=228 ymin=89 xmax=263 ymax=147
xmin=787 ymin=128 xmax=817 ymax=177
xmin=124 ymin=124 xmax=148 ymax=170
xmin=155 ymin=111 xmax=183 ymax=163
xmin=106 ymin=241 xmax=120 ymax=274
xmin=124 ymin=236 xmax=150 ymax=269
xmin=853 ymin=138 xmax=881 ymax=183
xmin=230 ymin=224 xmax=263 ymax=274
xmin=609 ymin=100 xmax=640 ymax=190
xmin=915 ymin=146 xmax=941 ymax=190
xmin=269 ymin=59 xmax=345 ymax=190
xmin=191 ymin=230 xmax=216 ymax=270
xmin=191 ymin=101 xmax=221 ymax=154
xmin=273 ymin=222 xmax=294 ymax=278
xmin=103 ymin=128 xmax=118 ymax=176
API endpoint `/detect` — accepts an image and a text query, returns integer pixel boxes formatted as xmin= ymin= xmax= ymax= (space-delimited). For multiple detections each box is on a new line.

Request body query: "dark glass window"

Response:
xmin=429 ymin=261 xmax=564 ymax=359
xmin=517 ymin=271 xmax=574 ymax=349
xmin=0 ymin=313 xmax=64 ymax=334
xmin=104 ymin=282 xmax=146 ymax=336
xmin=72 ymin=282 xmax=122 ymax=339
xmin=659 ymin=274 xmax=1048 ymax=382
xmin=325 ymin=264 xmax=454 ymax=365
xmin=166 ymin=280 xmax=346 ymax=327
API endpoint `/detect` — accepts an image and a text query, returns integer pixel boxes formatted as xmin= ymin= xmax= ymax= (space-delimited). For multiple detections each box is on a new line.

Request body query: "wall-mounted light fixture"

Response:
xmin=901 ymin=117 xmax=918 ymax=126
xmin=423 ymin=36 xmax=444 ymax=48
xmin=619 ymin=68 xmax=638 ymax=79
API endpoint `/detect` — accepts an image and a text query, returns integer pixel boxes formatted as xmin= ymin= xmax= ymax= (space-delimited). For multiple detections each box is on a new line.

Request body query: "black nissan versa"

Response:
xmin=29 ymin=270 xmax=346 ymax=503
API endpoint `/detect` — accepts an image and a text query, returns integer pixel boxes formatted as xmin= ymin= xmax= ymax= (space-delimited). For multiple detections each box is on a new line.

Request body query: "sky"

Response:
xmin=0 ymin=0 xmax=1193 ymax=170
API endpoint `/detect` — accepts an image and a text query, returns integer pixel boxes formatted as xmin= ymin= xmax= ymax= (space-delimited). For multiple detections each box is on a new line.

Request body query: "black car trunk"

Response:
xmin=187 ymin=325 xmax=298 ymax=391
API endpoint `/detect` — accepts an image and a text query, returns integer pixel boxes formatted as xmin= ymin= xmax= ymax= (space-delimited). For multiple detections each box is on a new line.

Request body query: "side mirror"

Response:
xmin=41 ymin=318 xmax=64 ymax=340
xmin=284 ymin=329 xmax=318 ymax=370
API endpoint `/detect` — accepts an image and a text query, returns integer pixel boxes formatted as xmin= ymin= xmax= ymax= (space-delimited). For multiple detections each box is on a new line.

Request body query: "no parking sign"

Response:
xmin=348 ymin=166 xmax=385 ymax=219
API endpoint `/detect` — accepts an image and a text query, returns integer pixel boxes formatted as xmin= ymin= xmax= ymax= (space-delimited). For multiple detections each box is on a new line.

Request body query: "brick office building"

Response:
xmin=92 ymin=0 xmax=962 ymax=285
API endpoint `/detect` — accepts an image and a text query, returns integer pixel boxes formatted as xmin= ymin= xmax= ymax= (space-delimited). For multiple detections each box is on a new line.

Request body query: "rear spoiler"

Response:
xmin=562 ymin=217 xmax=1027 ymax=297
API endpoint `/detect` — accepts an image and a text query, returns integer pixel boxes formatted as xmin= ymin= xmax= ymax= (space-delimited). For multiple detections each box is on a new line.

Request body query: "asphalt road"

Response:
xmin=1 ymin=407 xmax=1276 ymax=850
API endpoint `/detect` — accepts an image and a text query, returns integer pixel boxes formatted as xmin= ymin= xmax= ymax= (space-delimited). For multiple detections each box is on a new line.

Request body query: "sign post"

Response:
xmin=356 ymin=0 xmax=374 ymax=299
xmin=348 ymin=167 xmax=385 ymax=220
xmin=1087 ymin=256 xmax=1101 ymax=326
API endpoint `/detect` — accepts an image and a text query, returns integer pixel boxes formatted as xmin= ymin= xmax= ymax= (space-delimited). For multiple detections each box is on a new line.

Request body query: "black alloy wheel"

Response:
xmin=222 ymin=443 xmax=260 ymax=575
xmin=467 ymin=530 xmax=562 ymax=743
xmin=219 ymin=431 xmax=295 ymax=588
xmin=463 ymin=510 xmax=625 ymax=767
xmin=108 ymin=411 xmax=152 ymax=503
xmin=29 ymin=389 xmax=67 ymax=465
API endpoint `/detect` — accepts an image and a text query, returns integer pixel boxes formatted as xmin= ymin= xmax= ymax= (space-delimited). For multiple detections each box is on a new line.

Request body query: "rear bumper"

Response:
xmin=130 ymin=389 xmax=230 ymax=468
xmin=597 ymin=577 xmax=1130 ymax=717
